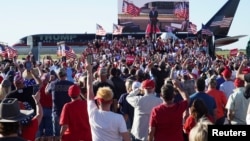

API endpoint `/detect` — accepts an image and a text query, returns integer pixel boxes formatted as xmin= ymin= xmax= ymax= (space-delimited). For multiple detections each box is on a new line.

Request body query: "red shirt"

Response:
xmin=149 ymin=101 xmax=188 ymax=141
xmin=60 ymin=99 xmax=92 ymax=141
xmin=22 ymin=118 xmax=39 ymax=141
xmin=206 ymin=88 xmax=227 ymax=120
xmin=183 ymin=115 xmax=214 ymax=135
xmin=40 ymin=83 xmax=52 ymax=108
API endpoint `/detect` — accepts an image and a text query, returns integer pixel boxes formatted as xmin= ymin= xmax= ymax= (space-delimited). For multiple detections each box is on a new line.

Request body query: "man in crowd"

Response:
xmin=45 ymin=68 xmax=74 ymax=136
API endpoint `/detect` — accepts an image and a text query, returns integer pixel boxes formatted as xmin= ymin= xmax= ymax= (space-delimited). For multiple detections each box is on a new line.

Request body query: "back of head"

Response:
xmin=95 ymin=87 xmax=114 ymax=104
xmin=110 ymin=67 xmax=117 ymax=76
xmin=191 ymin=99 xmax=208 ymax=120
xmin=208 ymin=77 xmax=217 ymax=88
xmin=57 ymin=68 xmax=67 ymax=78
xmin=196 ymin=78 xmax=205 ymax=92
xmin=161 ymin=84 xmax=174 ymax=101
xmin=189 ymin=117 xmax=213 ymax=141
xmin=125 ymin=79 xmax=134 ymax=92
xmin=68 ymin=84 xmax=81 ymax=98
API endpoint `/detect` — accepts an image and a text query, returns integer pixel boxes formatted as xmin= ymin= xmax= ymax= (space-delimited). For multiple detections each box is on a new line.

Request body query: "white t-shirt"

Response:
xmin=87 ymin=100 xmax=128 ymax=141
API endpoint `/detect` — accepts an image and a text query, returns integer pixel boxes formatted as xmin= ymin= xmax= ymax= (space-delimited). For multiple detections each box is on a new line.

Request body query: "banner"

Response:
xmin=229 ymin=48 xmax=238 ymax=56
xmin=118 ymin=0 xmax=190 ymax=33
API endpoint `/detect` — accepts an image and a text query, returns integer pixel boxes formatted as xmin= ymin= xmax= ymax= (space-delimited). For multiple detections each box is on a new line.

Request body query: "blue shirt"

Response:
xmin=189 ymin=92 xmax=217 ymax=117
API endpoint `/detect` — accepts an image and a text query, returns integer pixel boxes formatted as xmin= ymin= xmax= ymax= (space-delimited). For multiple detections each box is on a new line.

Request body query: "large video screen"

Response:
xmin=118 ymin=0 xmax=189 ymax=33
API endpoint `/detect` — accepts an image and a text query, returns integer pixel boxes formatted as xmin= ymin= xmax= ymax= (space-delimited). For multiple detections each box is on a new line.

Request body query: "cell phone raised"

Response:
xmin=25 ymin=61 xmax=32 ymax=71
xmin=87 ymin=54 xmax=93 ymax=64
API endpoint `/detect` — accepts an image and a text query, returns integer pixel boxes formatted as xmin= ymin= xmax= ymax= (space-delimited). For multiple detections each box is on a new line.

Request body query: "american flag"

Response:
xmin=201 ymin=24 xmax=213 ymax=36
xmin=174 ymin=2 xmax=189 ymax=19
xmin=96 ymin=24 xmax=106 ymax=36
xmin=122 ymin=0 xmax=127 ymax=13
xmin=0 ymin=44 xmax=7 ymax=56
xmin=210 ymin=16 xmax=233 ymax=28
xmin=57 ymin=43 xmax=76 ymax=59
xmin=187 ymin=22 xmax=197 ymax=34
xmin=123 ymin=0 xmax=141 ymax=16
xmin=0 ymin=44 xmax=18 ymax=58
xmin=6 ymin=46 xmax=18 ymax=59
xmin=113 ymin=24 xmax=124 ymax=35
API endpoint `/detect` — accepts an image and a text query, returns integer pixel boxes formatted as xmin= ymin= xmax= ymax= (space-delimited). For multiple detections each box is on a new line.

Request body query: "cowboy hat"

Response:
xmin=0 ymin=98 xmax=34 ymax=122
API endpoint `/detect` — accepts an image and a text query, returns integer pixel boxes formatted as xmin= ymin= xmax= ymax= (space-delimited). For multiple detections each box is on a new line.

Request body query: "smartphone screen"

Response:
xmin=25 ymin=61 xmax=32 ymax=70
xmin=87 ymin=54 xmax=93 ymax=64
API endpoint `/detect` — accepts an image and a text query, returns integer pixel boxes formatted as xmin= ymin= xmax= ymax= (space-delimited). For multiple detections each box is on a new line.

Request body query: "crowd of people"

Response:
xmin=0 ymin=34 xmax=250 ymax=141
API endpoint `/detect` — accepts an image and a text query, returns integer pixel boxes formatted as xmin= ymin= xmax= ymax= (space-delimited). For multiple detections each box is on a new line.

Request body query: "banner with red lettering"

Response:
xmin=229 ymin=48 xmax=238 ymax=56
xmin=126 ymin=55 xmax=135 ymax=65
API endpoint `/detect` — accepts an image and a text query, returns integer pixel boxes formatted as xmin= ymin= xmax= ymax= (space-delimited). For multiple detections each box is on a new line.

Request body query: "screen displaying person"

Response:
xmin=149 ymin=7 xmax=158 ymax=35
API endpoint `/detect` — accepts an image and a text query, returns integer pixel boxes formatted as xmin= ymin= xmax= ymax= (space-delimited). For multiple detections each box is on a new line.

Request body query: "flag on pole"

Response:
xmin=187 ymin=22 xmax=197 ymax=34
xmin=5 ymin=46 xmax=18 ymax=59
xmin=96 ymin=24 xmax=106 ymax=36
xmin=113 ymin=24 xmax=124 ymax=35
xmin=57 ymin=42 xmax=76 ymax=59
xmin=123 ymin=0 xmax=141 ymax=16
xmin=201 ymin=24 xmax=213 ymax=36
xmin=65 ymin=46 xmax=77 ymax=59
xmin=0 ymin=44 xmax=18 ymax=58
xmin=122 ymin=0 xmax=127 ymax=13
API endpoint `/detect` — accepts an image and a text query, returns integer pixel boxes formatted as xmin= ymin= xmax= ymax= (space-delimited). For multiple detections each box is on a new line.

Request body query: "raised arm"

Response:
xmin=86 ymin=62 xmax=94 ymax=100
xmin=236 ymin=59 xmax=248 ymax=80
xmin=32 ymin=91 xmax=43 ymax=125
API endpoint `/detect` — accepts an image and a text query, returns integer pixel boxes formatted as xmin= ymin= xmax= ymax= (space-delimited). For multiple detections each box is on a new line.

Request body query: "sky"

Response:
xmin=0 ymin=0 xmax=249 ymax=50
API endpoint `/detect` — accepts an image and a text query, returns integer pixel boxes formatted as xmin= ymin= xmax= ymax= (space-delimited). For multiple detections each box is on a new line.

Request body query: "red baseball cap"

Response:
xmin=68 ymin=84 xmax=80 ymax=97
xmin=221 ymin=67 xmax=232 ymax=78
xmin=234 ymin=78 xmax=244 ymax=87
xmin=142 ymin=79 xmax=155 ymax=89
xmin=242 ymin=68 xmax=250 ymax=74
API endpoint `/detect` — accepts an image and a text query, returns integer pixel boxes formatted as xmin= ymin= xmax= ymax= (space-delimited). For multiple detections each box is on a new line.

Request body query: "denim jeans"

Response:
xmin=36 ymin=108 xmax=53 ymax=137
xmin=52 ymin=112 xmax=60 ymax=136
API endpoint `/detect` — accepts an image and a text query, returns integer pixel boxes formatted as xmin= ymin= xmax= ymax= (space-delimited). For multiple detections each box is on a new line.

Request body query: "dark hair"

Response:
xmin=0 ymin=122 xmax=20 ymax=136
xmin=110 ymin=67 xmax=117 ymax=76
xmin=190 ymin=99 xmax=209 ymax=121
xmin=196 ymin=78 xmax=206 ymax=92
xmin=129 ymin=68 xmax=137 ymax=75
xmin=161 ymin=84 xmax=174 ymax=101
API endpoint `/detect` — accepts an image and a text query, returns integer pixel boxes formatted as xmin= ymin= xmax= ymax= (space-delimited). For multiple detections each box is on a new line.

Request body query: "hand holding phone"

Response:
xmin=87 ymin=54 xmax=93 ymax=65
xmin=25 ymin=61 xmax=32 ymax=71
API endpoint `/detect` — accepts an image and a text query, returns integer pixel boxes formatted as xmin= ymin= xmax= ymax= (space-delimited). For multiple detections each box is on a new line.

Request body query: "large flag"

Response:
xmin=0 ymin=44 xmax=18 ymax=58
xmin=5 ymin=46 xmax=18 ymax=59
xmin=113 ymin=24 xmax=124 ymax=35
xmin=123 ymin=0 xmax=141 ymax=16
xmin=57 ymin=43 xmax=76 ymax=59
xmin=174 ymin=2 xmax=189 ymax=19
xmin=96 ymin=24 xmax=106 ymax=36
xmin=187 ymin=22 xmax=197 ymax=34
xmin=201 ymin=24 xmax=213 ymax=36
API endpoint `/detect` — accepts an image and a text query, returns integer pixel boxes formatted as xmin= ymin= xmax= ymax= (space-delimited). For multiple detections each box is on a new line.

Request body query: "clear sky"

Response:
xmin=0 ymin=0 xmax=249 ymax=49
